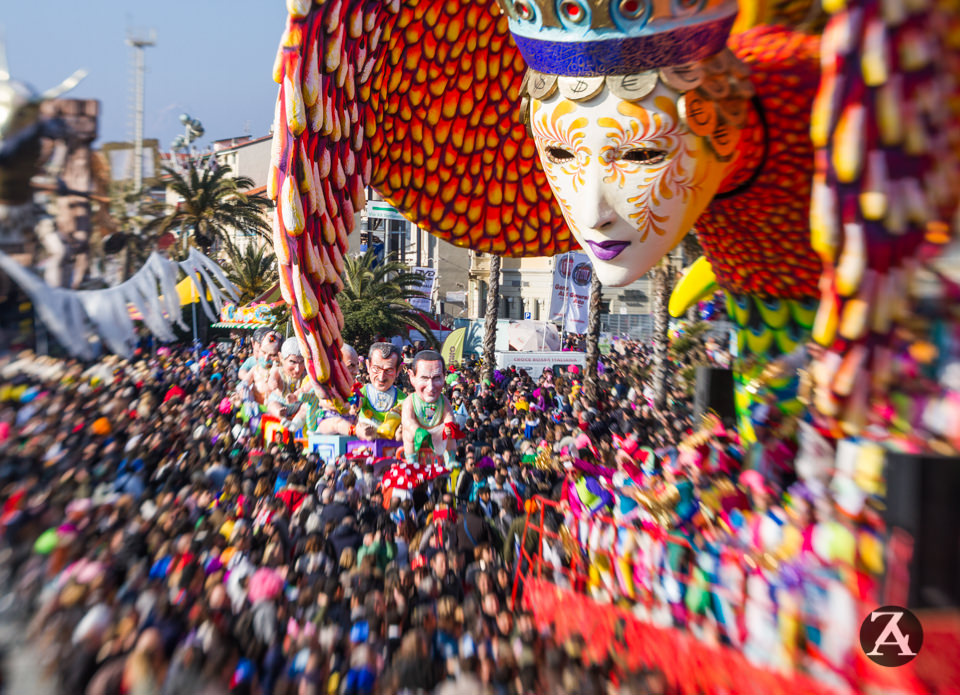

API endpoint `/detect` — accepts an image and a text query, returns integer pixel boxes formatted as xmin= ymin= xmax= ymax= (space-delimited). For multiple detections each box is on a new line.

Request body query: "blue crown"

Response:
xmin=499 ymin=0 xmax=739 ymax=77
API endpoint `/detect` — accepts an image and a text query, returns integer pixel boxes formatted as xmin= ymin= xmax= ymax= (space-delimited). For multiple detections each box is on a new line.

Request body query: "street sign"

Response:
xmin=524 ymin=312 xmax=531 ymax=320
xmin=363 ymin=202 xmax=408 ymax=222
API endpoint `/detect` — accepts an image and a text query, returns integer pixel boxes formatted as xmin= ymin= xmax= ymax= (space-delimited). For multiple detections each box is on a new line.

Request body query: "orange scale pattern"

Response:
xmin=369 ymin=0 xmax=567 ymax=260
xmin=270 ymin=0 xmax=568 ymax=397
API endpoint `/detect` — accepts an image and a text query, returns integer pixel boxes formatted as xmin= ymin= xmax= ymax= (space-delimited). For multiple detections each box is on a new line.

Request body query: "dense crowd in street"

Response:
xmin=0 ymin=329 xmax=883 ymax=695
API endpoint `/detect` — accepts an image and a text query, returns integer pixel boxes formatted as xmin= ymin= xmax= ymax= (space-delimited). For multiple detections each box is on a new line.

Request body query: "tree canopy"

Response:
xmin=222 ymin=239 xmax=278 ymax=305
xmin=338 ymin=249 xmax=438 ymax=354
xmin=143 ymin=163 xmax=272 ymax=256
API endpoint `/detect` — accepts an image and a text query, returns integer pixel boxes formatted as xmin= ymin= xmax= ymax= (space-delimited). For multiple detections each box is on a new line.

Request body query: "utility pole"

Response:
xmin=127 ymin=31 xmax=155 ymax=193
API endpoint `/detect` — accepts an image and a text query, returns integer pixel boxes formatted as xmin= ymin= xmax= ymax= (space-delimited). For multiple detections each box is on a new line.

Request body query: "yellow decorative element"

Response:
xmin=325 ymin=24 xmax=344 ymax=72
xmin=320 ymin=244 xmax=338 ymax=284
xmin=303 ymin=41 xmax=320 ymax=108
xmin=669 ymin=256 xmax=718 ymax=317
xmin=283 ymin=23 xmax=303 ymax=48
xmin=348 ymin=5 xmax=364 ymax=38
xmin=861 ymin=18 xmax=889 ymax=86
xmin=292 ymin=270 xmax=319 ymax=321
xmin=860 ymin=151 xmax=888 ymax=220
xmin=377 ymin=411 xmax=402 ymax=438
xmin=774 ymin=327 xmax=800 ymax=354
xmin=811 ymin=179 xmax=838 ymax=262
xmin=285 ymin=70 xmax=306 ymax=137
xmin=281 ymin=176 xmax=305 ymax=235
xmin=310 ymin=333 xmax=330 ymax=382
xmin=832 ymin=103 xmax=865 ymax=183
xmin=810 ymin=77 xmax=837 ymax=149
xmin=835 ymin=222 xmax=865 ymax=296
xmin=839 ymin=297 xmax=869 ymax=340
xmin=273 ymin=43 xmax=285 ymax=85
xmin=812 ymin=294 xmax=838 ymax=345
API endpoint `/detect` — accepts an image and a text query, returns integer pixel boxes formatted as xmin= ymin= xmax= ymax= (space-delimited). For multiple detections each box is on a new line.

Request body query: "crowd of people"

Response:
xmin=0 ymin=327 xmax=885 ymax=695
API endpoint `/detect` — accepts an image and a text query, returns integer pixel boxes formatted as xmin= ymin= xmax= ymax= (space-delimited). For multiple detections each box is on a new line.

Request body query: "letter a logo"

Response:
xmin=860 ymin=605 xmax=923 ymax=667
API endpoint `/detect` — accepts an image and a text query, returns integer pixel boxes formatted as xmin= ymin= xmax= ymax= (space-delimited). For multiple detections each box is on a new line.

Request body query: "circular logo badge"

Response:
xmin=572 ymin=263 xmax=592 ymax=287
xmin=558 ymin=256 xmax=576 ymax=279
xmin=860 ymin=605 xmax=923 ymax=667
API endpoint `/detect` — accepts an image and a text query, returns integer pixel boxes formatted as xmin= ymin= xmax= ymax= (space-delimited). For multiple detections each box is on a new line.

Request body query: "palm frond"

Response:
xmin=337 ymin=249 xmax=437 ymax=352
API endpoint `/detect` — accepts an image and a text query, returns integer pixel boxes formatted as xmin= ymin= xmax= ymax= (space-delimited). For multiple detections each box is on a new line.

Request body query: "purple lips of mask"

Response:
xmin=587 ymin=240 xmax=630 ymax=261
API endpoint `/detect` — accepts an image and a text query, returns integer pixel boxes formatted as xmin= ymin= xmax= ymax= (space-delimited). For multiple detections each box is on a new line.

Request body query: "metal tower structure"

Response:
xmin=126 ymin=31 xmax=155 ymax=193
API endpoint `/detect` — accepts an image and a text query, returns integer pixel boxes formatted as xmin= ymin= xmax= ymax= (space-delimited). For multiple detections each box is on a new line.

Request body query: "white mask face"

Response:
xmin=531 ymin=84 xmax=733 ymax=286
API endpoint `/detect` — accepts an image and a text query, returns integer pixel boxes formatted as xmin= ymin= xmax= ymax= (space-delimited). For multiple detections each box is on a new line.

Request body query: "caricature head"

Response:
xmin=368 ymin=342 xmax=401 ymax=392
xmin=342 ymin=344 xmax=360 ymax=383
xmin=528 ymin=60 xmax=752 ymax=287
xmin=410 ymin=350 xmax=445 ymax=404
xmin=280 ymin=338 xmax=305 ymax=381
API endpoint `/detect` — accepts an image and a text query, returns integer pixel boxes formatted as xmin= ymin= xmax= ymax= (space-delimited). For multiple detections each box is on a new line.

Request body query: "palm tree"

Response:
xmin=651 ymin=258 xmax=676 ymax=409
xmin=481 ymin=254 xmax=501 ymax=385
xmin=222 ymin=239 xmax=279 ymax=304
xmin=143 ymin=163 xmax=272 ymax=257
xmin=338 ymin=249 xmax=438 ymax=354
xmin=583 ymin=271 xmax=603 ymax=404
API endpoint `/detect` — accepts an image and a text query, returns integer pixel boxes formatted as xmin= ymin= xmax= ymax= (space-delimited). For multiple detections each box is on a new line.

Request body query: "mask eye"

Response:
xmin=546 ymin=147 xmax=575 ymax=164
xmin=622 ymin=148 xmax=667 ymax=165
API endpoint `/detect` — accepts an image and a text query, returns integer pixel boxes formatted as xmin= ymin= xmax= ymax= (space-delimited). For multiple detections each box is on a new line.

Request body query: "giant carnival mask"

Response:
xmin=528 ymin=79 xmax=749 ymax=285
xmin=508 ymin=0 xmax=751 ymax=286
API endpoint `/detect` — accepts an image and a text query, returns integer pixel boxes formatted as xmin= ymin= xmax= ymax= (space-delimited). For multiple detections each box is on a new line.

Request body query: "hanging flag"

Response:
xmin=549 ymin=253 xmax=593 ymax=334
xmin=410 ymin=266 xmax=436 ymax=313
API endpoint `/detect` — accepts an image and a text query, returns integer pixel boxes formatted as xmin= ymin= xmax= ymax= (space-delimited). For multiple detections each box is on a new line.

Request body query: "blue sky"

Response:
xmin=5 ymin=1 xmax=287 ymax=149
